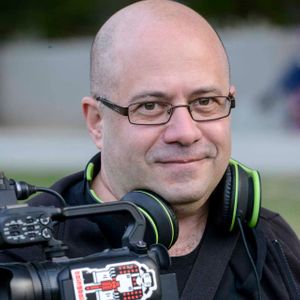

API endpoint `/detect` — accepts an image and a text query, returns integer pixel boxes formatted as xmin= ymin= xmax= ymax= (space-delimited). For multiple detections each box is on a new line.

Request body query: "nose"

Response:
xmin=162 ymin=106 xmax=203 ymax=146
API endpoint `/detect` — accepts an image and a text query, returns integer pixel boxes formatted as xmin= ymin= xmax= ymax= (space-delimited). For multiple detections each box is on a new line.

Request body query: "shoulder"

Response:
xmin=257 ymin=208 xmax=300 ymax=297
xmin=257 ymin=208 xmax=300 ymax=267
xmin=258 ymin=207 xmax=299 ymax=244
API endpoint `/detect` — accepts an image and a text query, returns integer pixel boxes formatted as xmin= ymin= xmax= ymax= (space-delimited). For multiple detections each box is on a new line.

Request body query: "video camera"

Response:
xmin=0 ymin=172 xmax=179 ymax=300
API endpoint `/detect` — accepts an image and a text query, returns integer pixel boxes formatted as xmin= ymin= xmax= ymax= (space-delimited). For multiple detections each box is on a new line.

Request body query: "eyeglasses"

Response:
xmin=96 ymin=94 xmax=235 ymax=125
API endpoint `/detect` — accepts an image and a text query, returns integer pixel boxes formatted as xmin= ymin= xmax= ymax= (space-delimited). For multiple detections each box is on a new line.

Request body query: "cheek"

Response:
xmin=103 ymin=119 xmax=159 ymax=162
xmin=204 ymin=119 xmax=231 ymax=157
xmin=103 ymin=121 xmax=131 ymax=157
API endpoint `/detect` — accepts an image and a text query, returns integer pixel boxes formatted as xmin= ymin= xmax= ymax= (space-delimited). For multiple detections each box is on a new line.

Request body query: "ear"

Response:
xmin=229 ymin=85 xmax=236 ymax=97
xmin=82 ymin=96 xmax=103 ymax=149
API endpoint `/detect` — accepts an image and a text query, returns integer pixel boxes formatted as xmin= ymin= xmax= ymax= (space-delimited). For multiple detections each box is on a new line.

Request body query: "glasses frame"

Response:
xmin=96 ymin=94 xmax=235 ymax=125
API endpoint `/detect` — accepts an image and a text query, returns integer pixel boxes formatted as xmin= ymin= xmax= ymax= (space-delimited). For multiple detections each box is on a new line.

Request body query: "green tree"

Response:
xmin=1 ymin=0 xmax=299 ymax=39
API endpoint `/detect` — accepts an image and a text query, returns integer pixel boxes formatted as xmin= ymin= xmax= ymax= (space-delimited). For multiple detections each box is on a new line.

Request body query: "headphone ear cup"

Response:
xmin=121 ymin=190 xmax=179 ymax=249
xmin=212 ymin=160 xmax=261 ymax=232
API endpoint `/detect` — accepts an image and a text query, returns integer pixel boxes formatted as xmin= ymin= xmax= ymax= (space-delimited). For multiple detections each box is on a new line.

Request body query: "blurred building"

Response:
xmin=1 ymin=25 xmax=300 ymax=172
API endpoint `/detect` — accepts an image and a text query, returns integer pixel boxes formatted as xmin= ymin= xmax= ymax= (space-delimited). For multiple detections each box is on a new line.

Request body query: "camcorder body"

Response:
xmin=0 ymin=172 xmax=179 ymax=300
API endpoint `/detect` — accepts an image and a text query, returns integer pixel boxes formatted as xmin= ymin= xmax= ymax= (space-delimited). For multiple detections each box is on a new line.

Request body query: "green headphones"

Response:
xmin=120 ymin=159 xmax=261 ymax=248
xmin=87 ymin=159 xmax=261 ymax=249
xmin=210 ymin=159 xmax=261 ymax=233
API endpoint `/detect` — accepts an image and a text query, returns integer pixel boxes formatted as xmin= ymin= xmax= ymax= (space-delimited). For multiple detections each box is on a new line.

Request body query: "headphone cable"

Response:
xmin=237 ymin=217 xmax=262 ymax=300
xmin=12 ymin=179 xmax=67 ymax=207
xmin=35 ymin=187 xmax=66 ymax=207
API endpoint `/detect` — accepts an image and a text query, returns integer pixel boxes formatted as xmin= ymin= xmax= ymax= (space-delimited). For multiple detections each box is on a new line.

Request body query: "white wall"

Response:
xmin=0 ymin=38 xmax=91 ymax=128
xmin=1 ymin=25 xmax=300 ymax=172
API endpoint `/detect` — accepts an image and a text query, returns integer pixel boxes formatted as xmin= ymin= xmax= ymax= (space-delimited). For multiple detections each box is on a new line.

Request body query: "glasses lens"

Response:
xmin=128 ymin=101 xmax=171 ymax=124
xmin=190 ymin=96 xmax=231 ymax=121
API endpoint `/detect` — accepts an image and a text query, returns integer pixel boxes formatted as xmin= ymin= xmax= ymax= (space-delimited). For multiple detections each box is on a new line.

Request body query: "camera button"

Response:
xmin=42 ymin=228 xmax=52 ymax=239
xmin=40 ymin=215 xmax=50 ymax=225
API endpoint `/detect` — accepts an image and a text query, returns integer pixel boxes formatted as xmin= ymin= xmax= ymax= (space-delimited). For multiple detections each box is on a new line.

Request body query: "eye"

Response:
xmin=130 ymin=101 xmax=168 ymax=116
xmin=194 ymin=97 xmax=213 ymax=106
xmin=142 ymin=102 xmax=157 ymax=110
xmin=191 ymin=97 xmax=221 ymax=113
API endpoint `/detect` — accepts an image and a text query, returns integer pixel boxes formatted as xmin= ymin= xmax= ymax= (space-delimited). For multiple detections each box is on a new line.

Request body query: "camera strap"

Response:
xmin=180 ymin=222 xmax=240 ymax=300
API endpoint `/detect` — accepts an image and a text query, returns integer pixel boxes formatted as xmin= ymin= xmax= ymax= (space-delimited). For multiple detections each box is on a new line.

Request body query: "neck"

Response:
xmin=91 ymin=172 xmax=118 ymax=202
xmin=92 ymin=171 xmax=210 ymax=256
xmin=169 ymin=202 xmax=209 ymax=257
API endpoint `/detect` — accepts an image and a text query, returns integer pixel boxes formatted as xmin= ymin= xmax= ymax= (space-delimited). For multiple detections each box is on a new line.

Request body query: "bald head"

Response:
xmin=90 ymin=0 xmax=230 ymax=98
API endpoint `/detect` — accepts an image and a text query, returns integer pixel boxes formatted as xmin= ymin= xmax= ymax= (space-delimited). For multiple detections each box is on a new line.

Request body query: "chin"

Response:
xmin=157 ymin=169 xmax=222 ymax=203
xmin=158 ymin=185 xmax=210 ymax=206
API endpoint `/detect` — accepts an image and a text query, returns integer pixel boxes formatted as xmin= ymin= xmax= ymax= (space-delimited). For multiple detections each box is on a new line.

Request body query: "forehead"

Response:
xmin=111 ymin=19 xmax=229 ymax=102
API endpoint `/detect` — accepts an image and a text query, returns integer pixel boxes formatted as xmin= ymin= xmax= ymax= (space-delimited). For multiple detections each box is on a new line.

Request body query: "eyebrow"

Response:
xmin=129 ymin=91 xmax=169 ymax=103
xmin=129 ymin=86 xmax=225 ymax=104
xmin=189 ymin=86 xmax=224 ymax=97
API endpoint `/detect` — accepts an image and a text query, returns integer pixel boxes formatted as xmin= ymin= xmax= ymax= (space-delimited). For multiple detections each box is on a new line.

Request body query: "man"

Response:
xmin=83 ymin=0 xmax=232 ymax=257
xmin=1 ymin=1 xmax=300 ymax=299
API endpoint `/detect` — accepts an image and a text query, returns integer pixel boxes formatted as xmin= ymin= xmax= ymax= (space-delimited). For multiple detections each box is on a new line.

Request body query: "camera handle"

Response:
xmin=56 ymin=201 xmax=148 ymax=253
xmin=44 ymin=202 xmax=148 ymax=260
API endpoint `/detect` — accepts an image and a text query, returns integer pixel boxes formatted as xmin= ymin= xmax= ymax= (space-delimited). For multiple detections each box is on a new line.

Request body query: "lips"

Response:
xmin=158 ymin=157 xmax=206 ymax=164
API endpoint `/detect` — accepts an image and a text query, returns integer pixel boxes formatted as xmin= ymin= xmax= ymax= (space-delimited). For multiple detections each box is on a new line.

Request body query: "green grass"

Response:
xmin=261 ymin=173 xmax=300 ymax=237
xmin=4 ymin=171 xmax=67 ymax=188
xmin=4 ymin=171 xmax=300 ymax=237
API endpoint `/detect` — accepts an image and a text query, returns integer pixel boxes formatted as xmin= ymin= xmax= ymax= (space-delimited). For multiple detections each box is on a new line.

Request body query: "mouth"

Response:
xmin=159 ymin=158 xmax=200 ymax=164
xmin=154 ymin=157 xmax=209 ymax=180
xmin=157 ymin=156 xmax=209 ymax=165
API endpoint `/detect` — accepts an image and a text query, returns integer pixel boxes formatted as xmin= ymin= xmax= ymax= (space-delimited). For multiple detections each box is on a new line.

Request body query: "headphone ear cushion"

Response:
xmin=121 ymin=190 xmax=179 ymax=249
xmin=212 ymin=165 xmax=236 ymax=232
xmin=222 ymin=165 xmax=235 ymax=228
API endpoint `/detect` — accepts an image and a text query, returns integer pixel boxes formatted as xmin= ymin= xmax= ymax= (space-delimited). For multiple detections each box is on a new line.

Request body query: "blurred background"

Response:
xmin=1 ymin=0 xmax=300 ymax=235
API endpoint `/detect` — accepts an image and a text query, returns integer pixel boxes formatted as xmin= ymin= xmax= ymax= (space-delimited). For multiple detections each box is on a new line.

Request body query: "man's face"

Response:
xmin=99 ymin=23 xmax=233 ymax=212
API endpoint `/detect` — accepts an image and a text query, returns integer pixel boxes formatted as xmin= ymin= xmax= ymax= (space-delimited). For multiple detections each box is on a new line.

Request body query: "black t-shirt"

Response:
xmin=168 ymin=239 xmax=203 ymax=296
